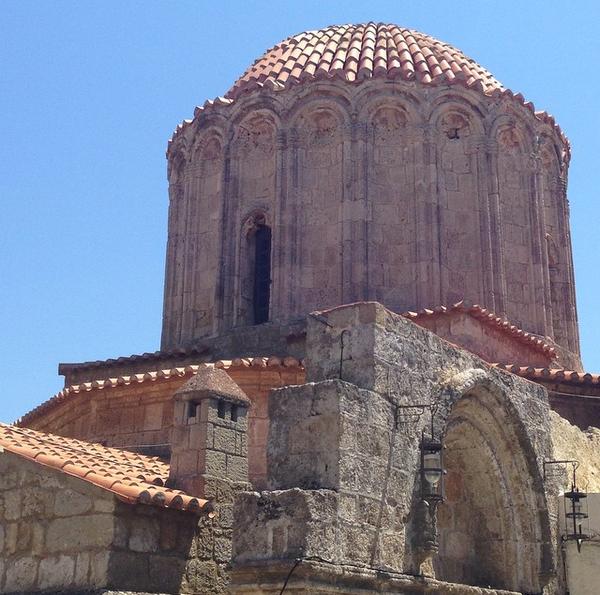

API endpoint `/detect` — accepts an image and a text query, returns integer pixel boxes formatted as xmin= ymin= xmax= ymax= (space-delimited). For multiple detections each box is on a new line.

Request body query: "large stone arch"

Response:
xmin=434 ymin=371 xmax=553 ymax=593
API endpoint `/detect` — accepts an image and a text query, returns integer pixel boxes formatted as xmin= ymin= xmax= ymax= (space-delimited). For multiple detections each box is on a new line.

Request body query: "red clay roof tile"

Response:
xmin=401 ymin=301 xmax=557 ymax=358
xmin=493 ymin=364 xmax=600 ymax=386
xmin=17 ymin=358 xmax=305 ymax=427
xmin=0 ymin=424 xmax=212 ymax=515
xmin=227 ymin=23 xmax=501 ymax=99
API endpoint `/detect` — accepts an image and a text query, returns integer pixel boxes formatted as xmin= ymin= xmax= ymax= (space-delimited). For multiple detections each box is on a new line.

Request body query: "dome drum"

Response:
xmin=161 ymin=25 xmax=579 ymax=365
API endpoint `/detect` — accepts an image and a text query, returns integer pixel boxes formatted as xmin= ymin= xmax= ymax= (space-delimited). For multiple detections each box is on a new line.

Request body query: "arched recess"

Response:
xmin=288 ymin=103 xmax=347 ymax=314
xmin=223 ymin=113 xmax=277 ymax=330
xmin=435 ymin=377 xmax=552 ymax=593
xmin=162 ymin=140 xmax=191 ymax=349
xmin=235 ymin=210 xmax=273 ymax=327
xmin=432 ymin=106 xmax=485 ymax=305
xmin=494 ymin=122 xmax=539 ymax=333
xmin=365 ymin=102 xmax=420 ymax=310
xmin=540 ymin=139 xmax=577 ymax=353
xmin=184 ymin=134 xmax=224 ymax=341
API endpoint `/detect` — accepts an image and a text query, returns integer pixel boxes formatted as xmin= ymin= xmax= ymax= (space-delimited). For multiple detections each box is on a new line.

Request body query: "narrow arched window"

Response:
xmin=253 ymin=223 xmax=271 ymax=324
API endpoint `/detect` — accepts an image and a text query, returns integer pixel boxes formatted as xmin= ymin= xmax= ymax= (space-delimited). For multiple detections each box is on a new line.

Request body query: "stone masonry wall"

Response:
xmin=232 ymin=303 xmax=559 ymax=595
xmin=0 ymin=452 xmax=115 ymax=593
xmin=0 ymin=452 xmax=232 ymax=594
xmin=107 ymin=502 xmax=230 ymax=594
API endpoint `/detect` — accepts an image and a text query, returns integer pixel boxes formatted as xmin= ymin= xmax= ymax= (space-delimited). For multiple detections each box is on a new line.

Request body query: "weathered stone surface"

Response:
xmin=54 ymin=489 xmax=93 ymax=517
xmin=38 ymin=554 xmax=76 ymax=589
xmin=551 ymin=409 xmax=600 ymax=491
xmin=127 ymin=517 xmax=160 ymax=553
xmin=46 ymin=514 xmax=114 ymax=552
xmin=230 ymin=557 xmax=523 ymax=594
xmin=4 ymin=555 xmax=37 ymax=591
xmin=233 ymin=302 xmax=560 ymax=595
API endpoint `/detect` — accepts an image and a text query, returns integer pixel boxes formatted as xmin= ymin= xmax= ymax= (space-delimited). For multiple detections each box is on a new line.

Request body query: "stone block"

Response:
xmin=46 ymin=514 xmax=114 ymax=552
xmin=107 ymin=551 xmax=150 ymax=591
xmin=54 ymin=488 xmax=93 ymax=517
xmin=226 ymin=454 xmax=248 ymax=482
xmin=4 ymin=522 xmax=17 ymax=555
xmin=233 ymin=489 xmax=338 ymax=564
xmin=74 ymin=551 xmax=91 ymax=584
xmin=214 ymin=534 xmax=232 ymax=563
xmin=89 ymin=551 xmax=109 ymax=587
xmin=128 ymin=516 xmax=160 ymax=553
xmin=202 ymin=449 xmax=227 ymax=477
xmin=148 ymin=554 xmax=187 ymax=592
xmin=16 ymin=520 xmax=32 ymax=551
xmin=213 ymin=425 xmax=238 ymax=454
xmin=21 ymin=486 xmax=53 ymax=517
xmin=4 ymin=489 xmax=21 ymax=520
xmin=235 ymin=430 xmax=248 ymax=456
xmin=94 ymin=497 xmax=115 ymax=513
xmin=187 ymin=421 xmax=211 ymax=449
xmin=31 ymin=522 xmax=45 ymax=555
xmin=38 ymin=554 xmax=76 ymax=590
xmin=5 ymin=557 xmax=37 ymax=591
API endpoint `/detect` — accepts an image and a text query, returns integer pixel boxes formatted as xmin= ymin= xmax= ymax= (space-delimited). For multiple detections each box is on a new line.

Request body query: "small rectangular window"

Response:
xmin=253 ymin=225 xmax=272 ymax=324
xmin=187 ymin=401 xmax=198 ymax=419
xmin=217 ymin=400 xmax=226 ymax=419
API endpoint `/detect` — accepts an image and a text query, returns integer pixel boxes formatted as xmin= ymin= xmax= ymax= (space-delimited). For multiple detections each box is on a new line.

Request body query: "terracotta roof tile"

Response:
xmin=401 ymin=301 xmax=557 ymax=358
xmin=0 ymin=424 xmax=212 ymax=515
xmin=172 ymin=23 xmax=569 ymax=160
xmin=493 ymin=364 xmax=600 ymax=386
xmin=227 ymin=23 xmax=501 ymax=98
xmin=17 ymin=358 xmax=304 ymax=427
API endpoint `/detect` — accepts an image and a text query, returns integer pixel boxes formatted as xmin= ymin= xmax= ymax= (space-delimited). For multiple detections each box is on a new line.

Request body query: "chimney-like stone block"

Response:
xmin=168 ymin=366 xmax=250 ymax=497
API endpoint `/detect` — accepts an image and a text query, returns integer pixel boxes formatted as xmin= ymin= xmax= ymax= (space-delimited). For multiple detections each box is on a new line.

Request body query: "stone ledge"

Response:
xmin=231 ymin=558 xmax=522 ymax=594
xmin=3 ymin=591 xmax=169 ymax=595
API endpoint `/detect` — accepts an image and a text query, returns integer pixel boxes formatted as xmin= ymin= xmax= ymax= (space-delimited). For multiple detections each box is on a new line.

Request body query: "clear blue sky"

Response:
xmin=2 ymin=1 xmax=599 ymax=423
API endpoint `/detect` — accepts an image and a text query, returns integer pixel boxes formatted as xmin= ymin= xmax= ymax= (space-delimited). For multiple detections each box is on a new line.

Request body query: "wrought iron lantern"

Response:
xmin=421 ymin=433 xmax=444 ymax=502
xmin=543 ymin=459 xmax=589 ymax=553
xmin=564 ymin=466 xmax=589 ymax=552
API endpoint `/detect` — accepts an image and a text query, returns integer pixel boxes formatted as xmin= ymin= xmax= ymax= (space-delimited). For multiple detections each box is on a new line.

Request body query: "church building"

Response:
xmin=1 ymin=23 xmax=599 ymax=594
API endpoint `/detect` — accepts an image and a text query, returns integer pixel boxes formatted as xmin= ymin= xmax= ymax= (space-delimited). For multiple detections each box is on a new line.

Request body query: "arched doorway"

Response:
xmin=434 ymin=380 xmax=552 ymax=593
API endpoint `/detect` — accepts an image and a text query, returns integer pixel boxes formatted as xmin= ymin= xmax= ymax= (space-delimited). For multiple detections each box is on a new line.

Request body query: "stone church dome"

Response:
xmin=163 ymin=23 xmax=580 ymax=366
xmin=227 ymin=23 xmax=503 ymax=99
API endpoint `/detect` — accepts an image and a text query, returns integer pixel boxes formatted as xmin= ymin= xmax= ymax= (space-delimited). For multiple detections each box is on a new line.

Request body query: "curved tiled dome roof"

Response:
xmin=227 ymin=23 xmax=503 ymax=99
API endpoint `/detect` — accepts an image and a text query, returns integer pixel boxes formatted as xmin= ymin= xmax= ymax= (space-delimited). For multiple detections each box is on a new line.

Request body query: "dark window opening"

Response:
xmin=187 ymin=401 xmax=199 ymax=419
xmin=253 ymin=224 xmax=271 ymax=324
xmin=217 ymin=400 xmax=226 ymax=419
xmin=231 ymin=404 xmax=238 ymax=422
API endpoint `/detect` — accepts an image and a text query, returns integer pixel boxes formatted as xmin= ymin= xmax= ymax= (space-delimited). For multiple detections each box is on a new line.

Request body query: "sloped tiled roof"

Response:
xmin=0 ymin=424 xmax=212 ymax=515
xmin=494 ymin=364 xmax=600 ymax=387
xmin=402 ymin=301 xmax=557 ymax=358
xmin=58 ymin=345 xmax=211 ymax=375
xmin=17 ymin=358 xmax=305 ymax=427
xmin=228 ymin=23 xmax=502 ymax=99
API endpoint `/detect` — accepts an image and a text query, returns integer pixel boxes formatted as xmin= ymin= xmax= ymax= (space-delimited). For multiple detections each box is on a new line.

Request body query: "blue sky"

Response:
xmin=1 ymin=1 xmax=599 ymax=422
